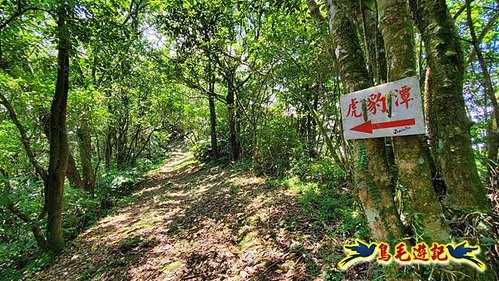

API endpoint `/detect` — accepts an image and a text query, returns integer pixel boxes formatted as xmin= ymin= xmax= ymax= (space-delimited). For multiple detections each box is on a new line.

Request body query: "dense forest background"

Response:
xmin=0 ymin=0 xmax=498 ymax=280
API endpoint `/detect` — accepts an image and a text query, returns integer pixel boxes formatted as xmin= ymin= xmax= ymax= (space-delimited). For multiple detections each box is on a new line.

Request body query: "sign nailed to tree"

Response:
xmin=340 ymin=76 xmax=425 ymax=140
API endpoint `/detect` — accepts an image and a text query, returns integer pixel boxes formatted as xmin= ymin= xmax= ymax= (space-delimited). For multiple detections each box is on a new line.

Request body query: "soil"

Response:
xmin=28 ymin=150 xmax=351 ymax=280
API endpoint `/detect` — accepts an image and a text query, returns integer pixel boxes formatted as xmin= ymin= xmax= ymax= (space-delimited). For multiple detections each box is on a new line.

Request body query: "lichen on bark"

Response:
xmin=409 ymin=0 xmax=490 ymax=213
xmin=377 ymin=0 xmax=450 ymax=243
xmin=326 ymin=0 xmax=405 ymax=243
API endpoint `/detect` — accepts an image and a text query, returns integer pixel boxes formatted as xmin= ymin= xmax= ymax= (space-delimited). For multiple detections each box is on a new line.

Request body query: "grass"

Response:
xmin=24 ymin=152 xmax=380 ymax=280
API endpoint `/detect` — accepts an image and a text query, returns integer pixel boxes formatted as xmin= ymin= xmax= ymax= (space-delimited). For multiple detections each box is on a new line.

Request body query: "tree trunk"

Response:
xmin=345 ymin=0 xmax=387 ymax=85
xmin=226 ymin=76 xmax=239 ymax=161
xmin=104 ymin=129 xmax=113 ymax=169
xmin=46 ymin=1 xmax=71 ymax=253
xmin=1 ymin=167 xmax=47 ymax=249
xmin=424 ymin=67 xmax=437 ymax=155
xmin=466 ymin=0 xmax=499 ymax=173
xmin=41 ymin=113 xmax=82 ymax=189
xmin=306 ymin=90 xmax=318 ymax=157
xmin=116 ymin=110 xmax=129 ymax=168
xmin=77 ymin=113 xmax=95 ymax=193
xmin=410 ymin=0 xmax=490 ymax=212
xmin=235 ymin=96 xmax=242 ymax=157
xmin=377 ymin=0 xmax=450 ymax=242
xmin=327 ymin=0 xmax=405 ymax=242
xmin=424 ymin=67 xmax=447 ymax=198
xmin=66 ymin=151 xmax=82 ymax=189
xmin=208 ymin=72 xmax=218 ymax=159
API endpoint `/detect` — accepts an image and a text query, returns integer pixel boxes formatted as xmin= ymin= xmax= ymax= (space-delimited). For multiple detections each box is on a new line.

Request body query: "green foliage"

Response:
xmin=0 ymin=154 xmax=167 ymax=278
xmin=0 ymin=0 xmax=497 ymax=278
xmin=290 ymin=157 xmax=346 ymax=184
xmin=282 ymin=176 xmax=368 ymax=238
xmin=280 ymin=158 xmax=370 ymax=280
xmin=253 ymin=115 xmax=306 ymax=176
xmin=190 ymin=139 xmax=213 ymax=161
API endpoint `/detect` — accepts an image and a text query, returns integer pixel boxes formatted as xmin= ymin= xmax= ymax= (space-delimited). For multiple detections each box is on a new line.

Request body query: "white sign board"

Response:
xmin=340 ymin=76 xmax=425 ymax=140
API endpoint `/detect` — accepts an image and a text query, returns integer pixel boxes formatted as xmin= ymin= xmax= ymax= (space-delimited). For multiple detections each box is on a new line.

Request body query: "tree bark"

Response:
xmin=41 ymin=112 xmax=81 ymax=189
xmin=226 ymin=75 xmax=239 ymax=161
xmin=77 ymin=113 xmax=95 ymax=193
xmin=424 ymin=67 xmax=447 ymax=198
xmin=327 ymin=0 xmax=405 ymax=243
xmin=104 ymin=129 xmax=113 ymax=169
xmin=66 ymin=152 xmax=82 ymax=189
xmin=377 ymin=0 xmax=450 ymax=242
xmin=208 ymin=69 xmax=218 ymax=159
xmin=410 ymin=0 xmax=490 ymax=212
xmin=46 ymin=1 xmax=71 ymax=252
xmin=465 ymin=0 xmax=499 ymax=172
xmin=344 ymin=0 xmax=387 ymax=85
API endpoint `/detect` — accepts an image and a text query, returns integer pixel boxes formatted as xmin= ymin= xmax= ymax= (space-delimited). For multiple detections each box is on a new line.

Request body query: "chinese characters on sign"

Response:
xmin=340 ymin=76 xmax=425 ymax=139
xmin=338 ymin=240 xmax=486 ymax=272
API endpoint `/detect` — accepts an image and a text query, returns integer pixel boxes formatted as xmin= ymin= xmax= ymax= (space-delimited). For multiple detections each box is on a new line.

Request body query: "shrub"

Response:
xmin=253 ymin=116 xmax=305 ymax=176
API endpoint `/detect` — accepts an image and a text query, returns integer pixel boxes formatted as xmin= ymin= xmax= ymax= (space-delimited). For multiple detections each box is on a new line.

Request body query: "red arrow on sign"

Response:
xmin=350 ymin=118 xmax=416 ymax=134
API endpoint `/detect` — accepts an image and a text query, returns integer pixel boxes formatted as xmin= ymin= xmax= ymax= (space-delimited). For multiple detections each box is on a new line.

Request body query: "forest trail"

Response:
xmin=30 ymin=150 xmax=341 ymax=281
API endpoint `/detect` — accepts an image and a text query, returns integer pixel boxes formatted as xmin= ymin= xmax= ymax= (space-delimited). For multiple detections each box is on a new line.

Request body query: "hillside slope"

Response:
xmin=28 ymin=151 xmax=359 ymax=280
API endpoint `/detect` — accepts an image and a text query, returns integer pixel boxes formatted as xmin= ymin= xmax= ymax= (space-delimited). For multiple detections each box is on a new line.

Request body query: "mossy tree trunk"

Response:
xmin=46 ymin=0 xmax=71 ymax=253
xmin=344 ymin=0 xmax=387 ymax=85
xmin=41 ymin=113 xmax=82 ymax=189
xmin=66 ymin=152 xmax=82 ymax=189
xmin=409 ymin=0 xmax=490 ymax=213
xmin=77 ymin=113 xmax=95 ymax=193
xmin=326 ymin=0 xmax=405 ymax=243
xmin=376 ymin=0 xmax=450 ymax=243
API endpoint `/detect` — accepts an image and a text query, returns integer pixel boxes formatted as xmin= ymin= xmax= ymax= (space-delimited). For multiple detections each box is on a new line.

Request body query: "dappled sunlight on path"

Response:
xmin=30 ymin=150 xmax=338 ymax=281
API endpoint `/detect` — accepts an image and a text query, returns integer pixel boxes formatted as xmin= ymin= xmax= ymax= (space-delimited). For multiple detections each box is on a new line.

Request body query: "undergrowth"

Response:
xmin=277 ymin=157 xmax=374 ymax=280
xmin=0 ymin=156 xmax=168 ymax=279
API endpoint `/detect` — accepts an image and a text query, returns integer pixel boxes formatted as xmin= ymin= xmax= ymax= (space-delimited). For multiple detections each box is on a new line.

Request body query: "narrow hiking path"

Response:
xmin=29 ymin=150 xmax=357 ymax=281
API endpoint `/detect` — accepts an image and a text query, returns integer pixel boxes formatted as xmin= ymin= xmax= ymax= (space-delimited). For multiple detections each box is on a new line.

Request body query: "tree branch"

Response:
xmin=0 ymin=167 xmax=47 ymax=249
xmin=0 ymin=93 xmax=47 ymax=183
xmin=467 ymin=9 xmax=499 ymax=63
xmin=0 ymin=7 xmax=54 ymax=31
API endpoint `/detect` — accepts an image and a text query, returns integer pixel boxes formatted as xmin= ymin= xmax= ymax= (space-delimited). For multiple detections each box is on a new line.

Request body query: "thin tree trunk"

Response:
xmin=77 ymin=113 xmax=95 ymax=193
xmin=410 ymin=0 xmax=490 ymax=212
xmin=104 ymin=129 xmax=112 ymax=169
xmin=41 ymin=112 xmax=81 ymax=189
xmin=0 ymin=94 xmax=47 ymax=184
xmin=466 ymin=0 xmax=499 ymax=171
xmin=346 ymin=0 xmax=387 ymax=85
xmin=377 ymin=0 xmax=450 ymax=243
xmin=208 ymin=71 xmax=218 ymax=159
xmin=66 ymin=153 xmax=82 ymax=189
xmin=46 ymin=1 xmax=71 ymax=252
xmin=235 ymin=96 xmax=242 ymax=157
xmin=227 ymin=76 xmax=239 ymax=161
xmin=326 ymin=0 xmax=405 ymax=243
xmin=0 ymin=167 xmax=46 ymax=249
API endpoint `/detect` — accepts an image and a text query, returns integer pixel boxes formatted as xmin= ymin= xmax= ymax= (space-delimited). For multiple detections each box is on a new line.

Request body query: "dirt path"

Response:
xmin=29 ymin=150 xmax=345 ymax=281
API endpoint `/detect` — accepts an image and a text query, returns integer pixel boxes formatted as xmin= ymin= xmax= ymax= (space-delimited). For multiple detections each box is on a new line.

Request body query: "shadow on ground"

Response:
xmin=28 ymin=150 xmax=351 ymax=281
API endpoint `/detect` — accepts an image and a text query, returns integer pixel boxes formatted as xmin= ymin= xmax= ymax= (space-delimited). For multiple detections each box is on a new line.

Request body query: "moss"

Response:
xmin=357 ymin=142 xmax=383 ymax=204
xmin=328 ymin=0 xmax=405 ymax=243
xmin=378 ymin=0 xmax=452 ymax=244
xmin=414 ymin=0 xmax=490 ymax=212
